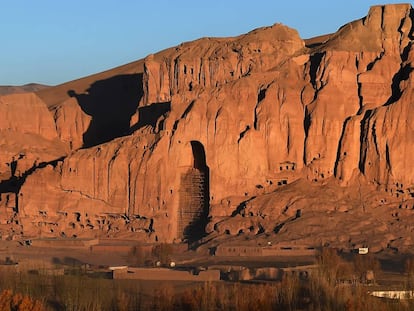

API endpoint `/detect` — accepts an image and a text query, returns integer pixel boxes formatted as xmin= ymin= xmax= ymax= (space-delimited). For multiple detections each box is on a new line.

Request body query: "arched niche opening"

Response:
xmin=178 ymin=141 xmax=210 ymax=243
xmin=191 ymin=141 xmax=207 ymax=170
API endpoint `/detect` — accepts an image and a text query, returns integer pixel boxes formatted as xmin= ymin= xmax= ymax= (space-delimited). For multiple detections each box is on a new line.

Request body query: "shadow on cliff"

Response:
xmin=68 ymin=74 xmax=143 ymax=148
xmin=130 ymin=101 xmax=171 ymax=133
xmin=0 ymin=157 xmax=65 ymax=212
xmin=68 ymin=74 xmax=172 ymax=147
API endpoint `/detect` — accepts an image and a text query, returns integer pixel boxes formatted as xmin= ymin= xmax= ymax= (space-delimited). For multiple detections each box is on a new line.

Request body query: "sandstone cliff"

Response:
xmin=1 ymin=4 xmax=414 ymax=252
xmin=0 ymin=92 xmax=67 ymax=182
xmin=142 ymin=23 xmax=305 ymax=105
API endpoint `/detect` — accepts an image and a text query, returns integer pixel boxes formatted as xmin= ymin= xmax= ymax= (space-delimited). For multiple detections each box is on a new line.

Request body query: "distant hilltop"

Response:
xmin=0 ymin=83 xmax=49 ymax=95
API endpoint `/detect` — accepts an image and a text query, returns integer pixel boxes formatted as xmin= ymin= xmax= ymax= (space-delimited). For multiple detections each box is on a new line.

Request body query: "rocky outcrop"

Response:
xmin=0 ymin=93 xmax=57 ymax=140
xmin=51 ymin=97 xmax=91 ymax=150
xmin=334 ymin=3 xmax=414 ymax=190
xmin=142 ymin=23 xmax=305 ymax=105
xmin=0 ymin=93 xmax=67 ymax=182
xmin=3 ymin=4 xmax=414 ymax=250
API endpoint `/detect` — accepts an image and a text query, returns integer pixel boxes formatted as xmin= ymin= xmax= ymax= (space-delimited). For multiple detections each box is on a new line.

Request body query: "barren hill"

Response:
xmin=0 ymin=83 xmax=49 ymax=95
xmin=1 ymin=3 xmax=414 ymax=254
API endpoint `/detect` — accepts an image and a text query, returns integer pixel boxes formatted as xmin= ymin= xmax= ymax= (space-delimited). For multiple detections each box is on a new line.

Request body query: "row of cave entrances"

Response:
xmin=178 ymin=141 xmax=210 ymax=243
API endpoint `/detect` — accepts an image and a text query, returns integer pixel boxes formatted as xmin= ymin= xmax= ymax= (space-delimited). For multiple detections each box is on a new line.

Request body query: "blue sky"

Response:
xmin=1 ymin=0 xmax=411 ymax=86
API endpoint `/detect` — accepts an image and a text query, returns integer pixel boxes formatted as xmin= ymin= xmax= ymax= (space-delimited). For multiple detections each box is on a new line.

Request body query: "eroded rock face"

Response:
xmin=3 ymin=4 xmax=414 ymax=250
xmin=51 ymin=97 xmax=91 ymax=150
xmin=0 ymin=93 xmax=67 ymax=182
xmin=0 ymin=93 xmax=57 ymax=140
xmin=142 ymin=23 xmax=305 ymax=105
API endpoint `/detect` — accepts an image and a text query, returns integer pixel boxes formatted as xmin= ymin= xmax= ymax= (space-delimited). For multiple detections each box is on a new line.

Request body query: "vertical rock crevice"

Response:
xmin=358 ymin=110 xmax=373 ymax=173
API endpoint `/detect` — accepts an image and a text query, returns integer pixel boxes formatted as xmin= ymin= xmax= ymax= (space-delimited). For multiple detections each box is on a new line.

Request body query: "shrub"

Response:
xmin=316 ymin=247 xmax=343 ymax=284
xmin=353 ymin=253 xmax=380 ymax=282
xmin=0 ymin=289 xmax=45 ymax=311
xmin=152 ymin=243 xmax=173 ymax=265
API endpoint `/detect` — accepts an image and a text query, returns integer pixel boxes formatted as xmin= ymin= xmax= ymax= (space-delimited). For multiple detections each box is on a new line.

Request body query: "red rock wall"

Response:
xmin=0 ymin=93 xmax=67 ymax=181
xmin=11 ymin=4 xmax=414 ymax=243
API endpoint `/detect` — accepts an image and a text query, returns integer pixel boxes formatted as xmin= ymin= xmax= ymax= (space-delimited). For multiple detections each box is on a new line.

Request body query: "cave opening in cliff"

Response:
xmin=178 ymin=141 xmax=210 ymax=243
xmin=191 ymin=141 xmax=207 ymax=170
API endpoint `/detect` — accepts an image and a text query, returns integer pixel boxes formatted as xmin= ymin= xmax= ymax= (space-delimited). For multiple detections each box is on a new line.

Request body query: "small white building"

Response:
xmin=358 ymin=247 xmax=369 ymax=254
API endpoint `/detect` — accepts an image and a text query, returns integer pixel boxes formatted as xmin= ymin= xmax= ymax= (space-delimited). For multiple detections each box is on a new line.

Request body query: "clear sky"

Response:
xmin=1 ymin=0 xmax=411 ymax=86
